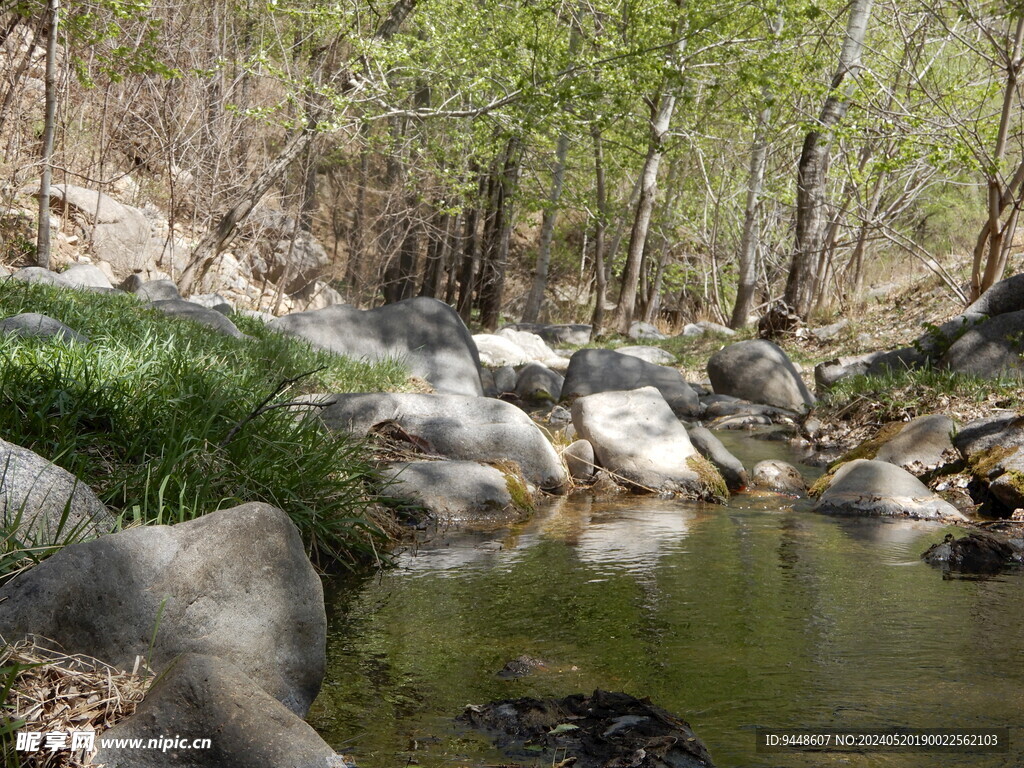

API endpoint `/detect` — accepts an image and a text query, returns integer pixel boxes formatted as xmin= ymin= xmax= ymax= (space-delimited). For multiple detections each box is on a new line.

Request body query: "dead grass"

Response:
xmin=1 ymin=638 xmax=151 ymax=768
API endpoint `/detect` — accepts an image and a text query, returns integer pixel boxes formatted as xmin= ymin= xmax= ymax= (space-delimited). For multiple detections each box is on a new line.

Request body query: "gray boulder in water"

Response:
xmin=813 ymin=459 xmax=965 ymax=521
xmin=271 ymin=297 xmax=483 ymax=396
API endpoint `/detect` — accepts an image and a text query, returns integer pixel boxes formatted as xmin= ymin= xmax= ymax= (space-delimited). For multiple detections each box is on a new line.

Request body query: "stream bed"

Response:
xmin=309 ymin=433 xmax=1024 ymax=767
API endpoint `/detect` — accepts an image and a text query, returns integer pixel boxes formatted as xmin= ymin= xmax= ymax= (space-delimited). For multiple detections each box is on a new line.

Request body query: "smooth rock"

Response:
xmin=504 ymin=323 xmax=592 ymax=346
xmin=563 ymin=439 xmax=596 ymax=482
xmin=46 ymin=184 xmax=154 ymax=274
xmin=0 ymin=437 xmax=114 ymax=545
xmin=381 ymin=460 xmax=527 ymax=520
xmin=874 ymin=414 xmax=958 ymax=475
xmin=0 ymin=503 xmax=325 ymax=716
xmin=696 ymin=320 xmax=736 ymax=336
xmin=515 ymin=362 xmax=563 ymax=403
xmin=151 ymin=299 xmax=245 ymax=338
xmin=570 ymin=387 xmax=725 ymax=499
xmin=687 ymin=426 xmax=747 ymax=491
xmin=474 ymin=333 xmax=535 ymax=367
xmin=616 ymin=345 xmax=676 ymax=365
xmin=562 ymin=348 xmax=700 ymax=417
xmin=61 ymin=263 xmax=114 ymax=290
xmin=813 ymin=459 xmax=965 ymax=520
xmin=810 ymin=319 xmax=848 ymax=341
xmin=11 ymin=266 xmax=72 ymax=287
xmin=319 ymin=392 xmax=567 ymax=492
xmin=707 ymin=339 xmax=814 ymax=412
xmin=751 ymin=460 xmax=806 ymax=495
xmin=864 ymin=346 xmax=927 ymax=376
xmin=0 ymin=312 xmax=88 ymax=344
xmin=498 ymin=328 xmax=559 ymax=363
xmin=940 ymin=310 xmax=1024 ymax=378
xmin=492 ymin=365 xmax=517 ymax=394
xmin=94 ymin=654 xmax=348 ymax=768
xmin=966 ymin=272 xmax=1024 ymax=316
xmin=188 ymin=292 xmax=233 ymax=315
xmin=628 ymin=320 xmax=666 ymax=340
xmin=271 ymin=297 xmax=483 ymax=396
xmin=129 ymin=278 xmax=181 ymax=302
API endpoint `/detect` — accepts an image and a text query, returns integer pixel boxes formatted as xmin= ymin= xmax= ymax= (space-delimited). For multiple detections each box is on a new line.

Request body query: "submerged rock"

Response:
xmin=922 ymin=532 xmax=1021 ymax=574
xmin=459 ymin=689 xmax=714 ymax=768
xmin=496 ymin=655 xmax=549 ymax=679
xmin=381 ymin=460 xmax=531 ymax=521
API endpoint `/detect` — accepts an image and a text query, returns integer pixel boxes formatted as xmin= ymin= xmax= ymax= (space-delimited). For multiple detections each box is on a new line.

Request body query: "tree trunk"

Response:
xmin=611 ymin=16 xmax=685 ymax=332
xmin=457 ymin=169 xmax=485 ymax=322
xmin=590 ymin=128 xmax=608 ymax=335
xmin=36 ymin=0 xmax=59 ymax=270
xmin=731 ymin=102 xmax=770 ymax=328
xmin=783 ymin=0 xmax=873 ymax=319
xmin=346 ymin=131 xmax=371 ymax=299
xmin=970 ymin=14 xmax=1024 ymax=301
xmin=478 ymin=136 xmax=522 ymax=331
xmin=521 ymin=132 xmax=570 ymax=322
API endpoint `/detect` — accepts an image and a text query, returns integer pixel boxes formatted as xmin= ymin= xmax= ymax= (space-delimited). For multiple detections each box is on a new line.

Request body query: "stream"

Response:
xmin=308 ymin=432 xmax=1024 ymax=767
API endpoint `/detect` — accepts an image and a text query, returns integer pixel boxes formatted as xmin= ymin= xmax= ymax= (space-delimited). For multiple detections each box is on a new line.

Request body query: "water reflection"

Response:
xmin=312 ymin=484 xmax=1024 ymax=768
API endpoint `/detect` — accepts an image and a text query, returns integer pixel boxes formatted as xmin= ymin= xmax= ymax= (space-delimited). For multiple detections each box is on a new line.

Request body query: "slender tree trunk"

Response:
xmin=590 ymin=128 xmax=608 ymax=335
xmin=970 ymin=14 xmax=1024 ymax=300
xmin=36 ymin=0 xmax=59 ymax=270
xmin=731 ymin=102 xmax=770 ymax=328
xmin=457 ymin=169 xmax=485 ymax=322
xmin=346 ymin=134 xmax=371 ymax=298
xmin=479 ymin=136 xmax=522 ymax=330
xmin=611 ymin=15 xmax=685 ymax=332
xmin=783 ymin=0 xmax=873 ymax=319
xmin=521 ymin=132 xmax=570 ymax=322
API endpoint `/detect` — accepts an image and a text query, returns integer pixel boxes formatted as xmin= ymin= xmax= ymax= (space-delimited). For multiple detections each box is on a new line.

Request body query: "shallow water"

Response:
xmin=310 ymin=433 xmax=1024 ymax=767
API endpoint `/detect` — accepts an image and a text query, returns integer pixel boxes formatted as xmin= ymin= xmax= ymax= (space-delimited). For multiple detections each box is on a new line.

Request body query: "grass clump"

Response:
xmin=0 ymin=280 xmax=410 ymax=578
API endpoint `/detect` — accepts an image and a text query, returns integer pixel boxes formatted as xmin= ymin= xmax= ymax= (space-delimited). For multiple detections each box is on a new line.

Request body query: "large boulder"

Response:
xmin=319 ymin=392 xmax=567 ymax=492
xmin=0 ymin=438 xmax=114 ymax=545
xmin=10 ymin=266 xmax=73 ymax=288
xmin=953 ymin=415 xmax=1024 ymax=512
xmin=61 ymin=263 xmax=114 ymax=290
xmin=94 ymin=654 xmax=348 ymax=768
xmin=0 ymin=503 xmax=325 ymax=716
xmin=570 ymin=387 xmax=726 ymax=499
xmin=873 ymin=413 xmax=958 ymax=475
xmin=616 ymin=345 xmax=676 ymax=365
xmin=965 ymin=272 xmax=1024 ymax=316
xmin=127 ymin=278 xmax=181 ymax=302
xmin=562 ymin=348 xmax=700 ymax=417
xmin=812 ymin=459 xmax=965 ymax=520
xmin=939 ymin=310 xmax=1024 ymax=378
xmin=0 ymin=312 xmax=88 ymax=344
xmin=473 ymin=328 xmax=564 ymax=368
xmin=45 ymin=184 xmax=154 ymax=274
xmin=271 ymin=297 xmax=483 ymax=396
xmin=150 ymin=299 xmax=245 ymax=338
xmin=381 ymin=460 xmax=531 ymax=521
xmin=707 ymin=339 xmax=814 ymax=412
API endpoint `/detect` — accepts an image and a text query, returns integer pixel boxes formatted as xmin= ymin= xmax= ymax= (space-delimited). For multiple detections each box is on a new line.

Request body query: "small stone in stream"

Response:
xmin=921 ymin=532 xmax=1019 ymax=574
xmin=751 ymin=460 xmax=807 ymax=495
xmin=497 ymin=655 xmax=549 ymax=679
xmin=459 ymin=689 xmax=714 ymax=768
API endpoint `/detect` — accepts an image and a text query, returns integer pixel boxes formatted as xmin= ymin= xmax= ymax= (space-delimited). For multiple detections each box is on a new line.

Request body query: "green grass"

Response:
xmin=0 ymin=280 xmax=410 ymax=581
xmin=819 ymin=365 xmax=1024 ymax=422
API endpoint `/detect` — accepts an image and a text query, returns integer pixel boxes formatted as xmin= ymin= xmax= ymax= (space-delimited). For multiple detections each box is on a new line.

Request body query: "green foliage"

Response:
xmin=0 ymin=282 xmax=410 ymax=575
